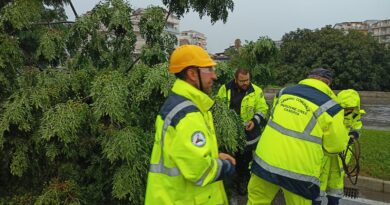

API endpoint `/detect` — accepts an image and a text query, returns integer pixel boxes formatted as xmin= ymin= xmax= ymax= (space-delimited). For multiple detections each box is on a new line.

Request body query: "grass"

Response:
xmin=359 ymin=128 xmax=390 ymax=180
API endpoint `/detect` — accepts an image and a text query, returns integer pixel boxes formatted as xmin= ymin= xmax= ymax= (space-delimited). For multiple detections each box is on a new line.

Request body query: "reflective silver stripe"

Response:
xmin=254 ymin=112 xmax=267 ymax=124
xmin=320 ymin=190 xmax=326 ymax=197
xmin=195 ymin=159 xmax=215 ymax=186
xmin=314 ymin=100 xmax=337 ymax=118
xmin=149 ymin=164 xmax=180 ymax=176
xmin=313 ymin=191 xmax=324 ymax=203
xmin=149 ymin=100 xmax=195 ymax=176
xmin=314 ymin=196 xmax=322 ymax=203
xmin=268 ymin=120 xmax=322 ymax=145
xmin=277 ymin=88 xmax=285 ymax=98
xmin=305 ymin=100 xmax=338 ymax=137
xmin=213 ymin=159 xmax=223 ymax=182
xmin=161 ymin=101 xmax=195 ymax=147
xmin=254 ymin=115 xmax=261 ymax=124
xmin=302 ymin=115 xmax=317 ymax=138
xmin=267 ymin=99 xmax=338 ymax=145
xmin=256 ymin=112 xmax=267 ymax=120
xmin=253 ymin=154 xmax=320 ymax=186
xmin=326 ymin=188 xmax=343 ymax=197
xmin=246 ymin=136 xmax=260 ymax=146
xmin=271 ymin=88 xmax=285 ymax=118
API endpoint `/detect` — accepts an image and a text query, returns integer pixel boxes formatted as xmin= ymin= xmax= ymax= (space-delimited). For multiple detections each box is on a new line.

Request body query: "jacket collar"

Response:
xmin=171 ymin=79 xmax=214 ymax=112
xmin=226 ymin=80 xmax=255 ymax=94
xmin=298 ymin=78 xmax=337 ymax=100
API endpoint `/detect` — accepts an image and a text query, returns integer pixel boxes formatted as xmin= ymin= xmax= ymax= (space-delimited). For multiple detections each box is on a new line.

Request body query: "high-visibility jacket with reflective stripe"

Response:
xmin=337 ymin=89 xmax=365 ymax=134
xmin=145 ymin=79 xmax=228 ymax=205
xmin=319 ymin=89 xmax=365 ymax=198
xmin=252 ymin=78 xmax=349 ymax=200
xmin=217 ymin=81 xmax=268 ymax=124
xmin=318 ymin=155 xmax=345 ymax=199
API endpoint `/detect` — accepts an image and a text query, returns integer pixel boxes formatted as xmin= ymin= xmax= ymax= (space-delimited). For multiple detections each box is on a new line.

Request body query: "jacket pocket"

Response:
xmin=194 ymin=188 xmax=225 ymax=205
xmin=195 ymin=191 xmax=212 ymax=204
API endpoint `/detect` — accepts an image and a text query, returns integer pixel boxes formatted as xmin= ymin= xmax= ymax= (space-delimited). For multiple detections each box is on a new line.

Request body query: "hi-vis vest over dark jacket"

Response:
xmin=145 ymin=79 xmax=228 ymax=205
xmin=217 ymin=81 xmax=269 ymax=146
xmin=251 ymin=78 xmax=349 ymax=200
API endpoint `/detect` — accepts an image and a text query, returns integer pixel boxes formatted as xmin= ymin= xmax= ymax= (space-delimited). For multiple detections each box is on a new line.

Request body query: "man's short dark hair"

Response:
xmin=175 ymin=68 xmax=189 ymax=80
xmin=234 ymin=68 xmax=250 ymax=79
xmin=175 ymin=67 xmax=197 ymax=80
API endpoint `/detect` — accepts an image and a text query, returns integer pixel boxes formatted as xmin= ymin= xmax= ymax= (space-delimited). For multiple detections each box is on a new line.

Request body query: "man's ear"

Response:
xmin=186 ymin=68 xmax=198 ymax=82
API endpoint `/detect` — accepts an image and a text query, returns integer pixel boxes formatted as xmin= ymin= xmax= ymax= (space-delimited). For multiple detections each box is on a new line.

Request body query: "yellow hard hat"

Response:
xmin=169 ymin=45 xmax=216 ymax=74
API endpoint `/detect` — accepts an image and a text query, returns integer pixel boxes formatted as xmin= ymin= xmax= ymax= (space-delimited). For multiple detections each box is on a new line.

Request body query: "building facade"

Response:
xmin=334 ymin=19 xmax=390 ymax=47
xmin=371 ymin=19 xmax=390 ymax=47
xmin=179 ymin=30 xmax=207 ymax=49
xmin=333 ymin=21 xmax=370 ymax=34
xmin=131 ymin=8 xmax=180 ymax=54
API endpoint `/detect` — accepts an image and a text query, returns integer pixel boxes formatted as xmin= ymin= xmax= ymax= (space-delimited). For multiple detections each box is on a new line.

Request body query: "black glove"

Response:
xmin=348 ymin=131 xmax=359 ymax=145
xmin=349 ymin=131 xmax=359 ymax=140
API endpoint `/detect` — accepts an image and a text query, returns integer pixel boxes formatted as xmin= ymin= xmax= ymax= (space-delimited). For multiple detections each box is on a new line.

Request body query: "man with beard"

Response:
xmin=217 ymin=68 xmax=269 ymax=195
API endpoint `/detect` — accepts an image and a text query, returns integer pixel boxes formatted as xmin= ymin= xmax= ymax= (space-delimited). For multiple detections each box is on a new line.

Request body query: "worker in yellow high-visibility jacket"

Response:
xmin=217 ymin=68 xmax=268 ymax=195
xmin=145 ymin=45 xmax=236 ymax=205
xmin=314 ymin=89 xmax=365 ymax=205
xmin=247 ymin=68 xmax=350 ymax=205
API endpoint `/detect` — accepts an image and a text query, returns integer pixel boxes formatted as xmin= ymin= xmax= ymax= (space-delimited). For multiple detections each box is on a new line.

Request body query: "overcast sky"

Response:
xmin=65 ymin=0 xmax=390 ymax=53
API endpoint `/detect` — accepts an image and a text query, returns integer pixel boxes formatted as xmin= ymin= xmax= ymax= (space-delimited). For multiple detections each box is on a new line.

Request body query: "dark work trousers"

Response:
xmin=235 ymin=147 xmax=253 ymax=193
xmin=234 ymin=124 xmax=261 ymax=195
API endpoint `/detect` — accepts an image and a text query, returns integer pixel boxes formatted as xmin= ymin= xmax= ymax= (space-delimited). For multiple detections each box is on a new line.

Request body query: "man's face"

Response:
xmin=235 ymin=73 xmax=250 ymax=91
xmin=198 ymin=67 xmax=217 ymax=94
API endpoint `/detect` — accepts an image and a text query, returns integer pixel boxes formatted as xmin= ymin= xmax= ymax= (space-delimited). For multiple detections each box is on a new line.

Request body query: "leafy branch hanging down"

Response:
xmin=162 ymin=0 xmax=234 ymax=24
xmin=0 ymin=0 xmax=242 ymax=204
xmin=212 ymin=97 xmax=246 ymax=154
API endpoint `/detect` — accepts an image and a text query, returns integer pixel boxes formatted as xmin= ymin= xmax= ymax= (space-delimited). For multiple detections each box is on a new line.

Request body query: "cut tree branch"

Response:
xmin=69 ymin=0 xmax=78 ymax=18
xmin=32 ymin=21 xmax=75 ymax=26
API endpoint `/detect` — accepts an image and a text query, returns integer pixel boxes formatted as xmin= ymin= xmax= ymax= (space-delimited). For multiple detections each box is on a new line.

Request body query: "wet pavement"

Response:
xmin=231 ymin=194 xmax=390 ymax=205
xmin=361 ymin=104 xmax=390 ymax=130
xmin=338 ymin=197 xmax=390 ymax=205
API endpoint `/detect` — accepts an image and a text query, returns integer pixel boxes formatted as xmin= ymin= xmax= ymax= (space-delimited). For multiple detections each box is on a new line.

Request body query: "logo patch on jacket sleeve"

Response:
xmin=191 ymin=131 xmax=206 ymax=147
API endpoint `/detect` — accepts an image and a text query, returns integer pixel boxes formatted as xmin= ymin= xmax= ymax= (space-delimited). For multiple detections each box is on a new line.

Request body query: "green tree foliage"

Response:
xmin=138 ymin=6 xmax=177 ymax=66
xmin=212 ymin=62 xmax=251 ymax=154
xmin=278 ymin=26 xmax=390 ymax=90
xmin=66 ymin=0 xmax=136 ymax=72
xmin=228 ymin=36 xmax=279 ymax=87
xmin=0 ymin=0 xmax=241 ymax=204
xmin=162 ymin=0 xmax=234 ymax=24
xmin=212 ymin=98 xmax=245 ymax=154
